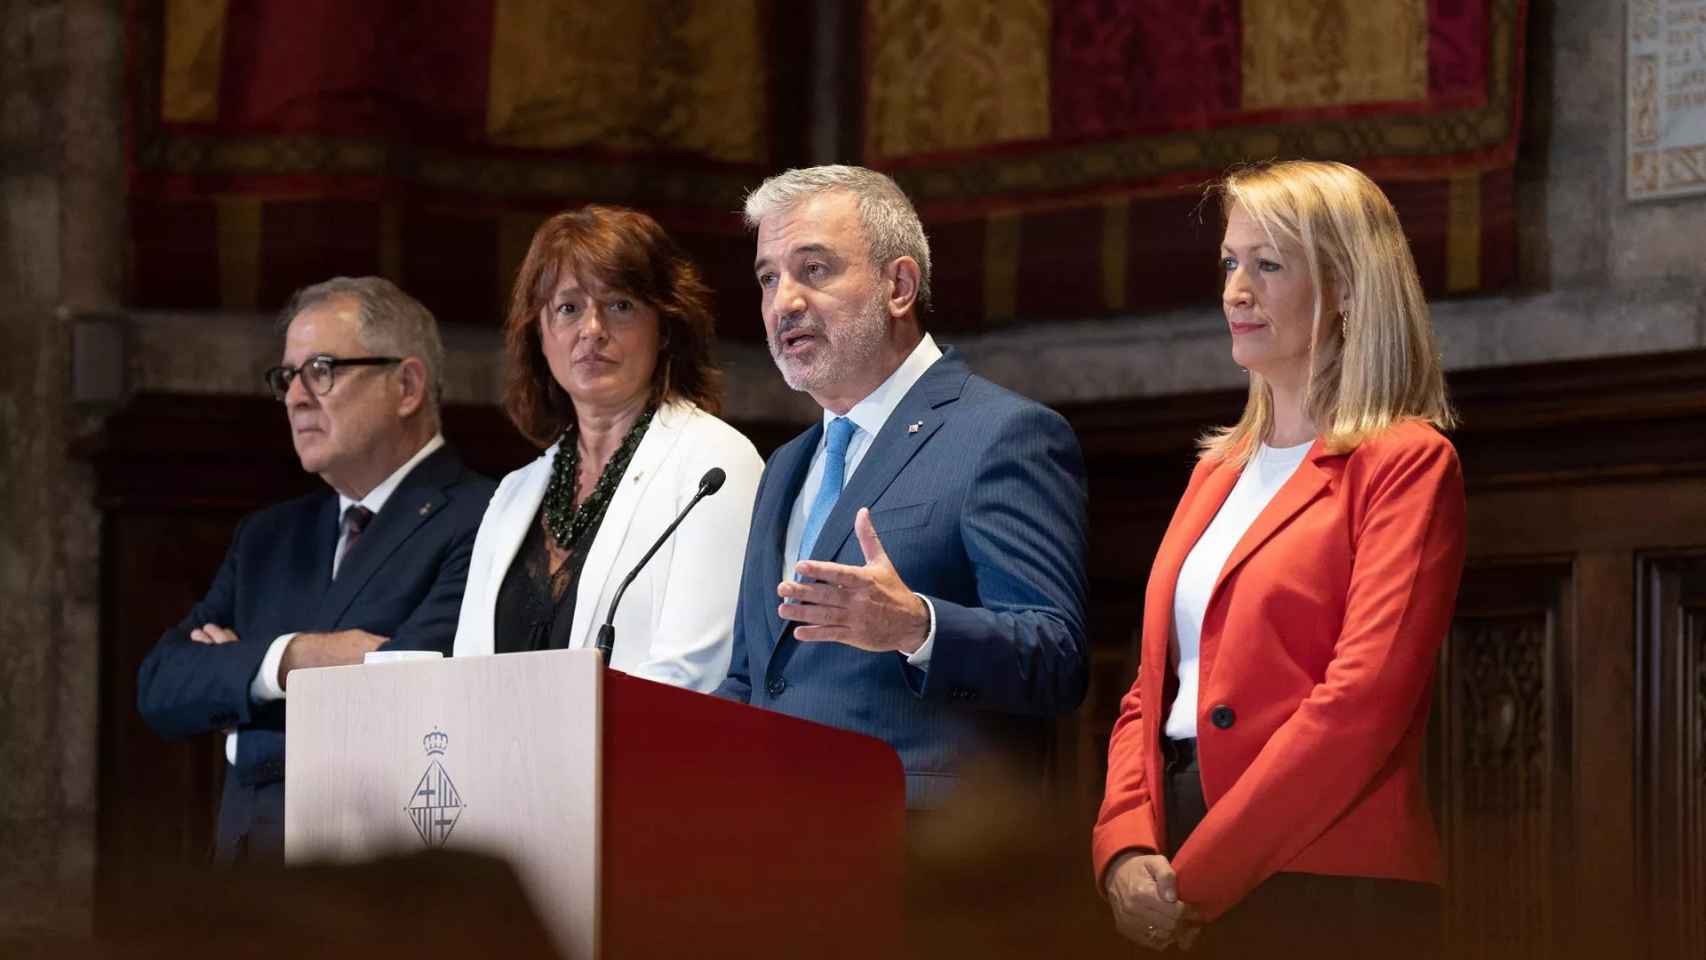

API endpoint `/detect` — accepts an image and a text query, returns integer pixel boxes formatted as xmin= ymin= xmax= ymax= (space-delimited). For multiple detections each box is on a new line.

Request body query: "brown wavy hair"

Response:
xmin=503 ymin=205 xmax=724 ymax=448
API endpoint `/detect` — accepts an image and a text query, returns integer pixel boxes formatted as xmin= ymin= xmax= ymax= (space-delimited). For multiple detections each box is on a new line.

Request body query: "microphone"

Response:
xmin=595 ymin=467 xmax=727 ymax=664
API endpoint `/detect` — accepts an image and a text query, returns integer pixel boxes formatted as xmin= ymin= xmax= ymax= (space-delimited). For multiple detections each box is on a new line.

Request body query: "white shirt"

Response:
xmin=783 ymin=334 xmax=944 ymax=667
xmin=225 ymin=433 xmax=445 ymax=765
xmin=1163 ymin=440 xmax=1313 ymax=740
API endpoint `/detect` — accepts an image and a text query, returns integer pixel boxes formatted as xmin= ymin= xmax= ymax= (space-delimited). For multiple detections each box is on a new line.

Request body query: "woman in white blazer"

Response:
xmin=453 ymin=206 xmax=762 ymax=692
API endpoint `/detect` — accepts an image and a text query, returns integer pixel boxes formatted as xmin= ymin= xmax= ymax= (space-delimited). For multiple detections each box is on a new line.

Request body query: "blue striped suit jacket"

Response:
xmin=716 ymin=349 xmax=1090 ymax=807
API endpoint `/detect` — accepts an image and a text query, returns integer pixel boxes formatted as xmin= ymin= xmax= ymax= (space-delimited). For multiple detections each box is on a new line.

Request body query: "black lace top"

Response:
xmin=492 ymin=501 xmax=609 ymax=654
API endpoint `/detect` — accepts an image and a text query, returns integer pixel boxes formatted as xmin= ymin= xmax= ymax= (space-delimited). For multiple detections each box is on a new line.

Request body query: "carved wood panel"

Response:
xmin=1434 ymin=561 xmax=1573 ymax=960
xmin=1637 ymin=552 xmax=1706 ymax=960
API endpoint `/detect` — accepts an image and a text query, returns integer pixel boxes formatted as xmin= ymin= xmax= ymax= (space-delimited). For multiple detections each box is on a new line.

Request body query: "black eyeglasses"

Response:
xmin=264 ymin=354 xmax=401 ymax=400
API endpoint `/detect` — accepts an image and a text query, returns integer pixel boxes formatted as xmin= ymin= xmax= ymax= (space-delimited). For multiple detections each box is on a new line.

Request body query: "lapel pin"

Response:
xmin=418 ymin=502 xmax=433 ymax=516
xmin=907 ymin=420 xmax=924 ymax=434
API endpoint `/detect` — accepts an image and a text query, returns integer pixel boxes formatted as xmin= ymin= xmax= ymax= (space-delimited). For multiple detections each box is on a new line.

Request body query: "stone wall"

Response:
xmin=0 ymin=0 xmax=120 ymax=939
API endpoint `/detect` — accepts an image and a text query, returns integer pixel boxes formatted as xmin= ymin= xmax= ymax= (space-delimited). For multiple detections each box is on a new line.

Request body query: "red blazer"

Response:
xmin=1092 ymin=420 xmax=1466 ymax=921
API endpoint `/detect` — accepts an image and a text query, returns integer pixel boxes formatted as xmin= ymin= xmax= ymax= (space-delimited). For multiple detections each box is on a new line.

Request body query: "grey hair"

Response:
xmin=279 ymin=276 xmax=445 ymax=410
xmin=743 ymin=164 xmax=933 ymax=318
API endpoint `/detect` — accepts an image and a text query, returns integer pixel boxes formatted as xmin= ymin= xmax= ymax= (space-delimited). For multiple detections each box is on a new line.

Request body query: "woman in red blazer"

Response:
xmin=1094 ymin=161 xmax=1466 ymax=957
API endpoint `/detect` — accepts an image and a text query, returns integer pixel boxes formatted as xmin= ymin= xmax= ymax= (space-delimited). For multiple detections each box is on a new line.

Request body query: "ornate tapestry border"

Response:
xmin=125 ymin=0 xmax=771 ymax=214
xmin=132 ymin=134 xmax=761 ymax=211
xmin=873 ymin=0 xmax=1525 ymax=214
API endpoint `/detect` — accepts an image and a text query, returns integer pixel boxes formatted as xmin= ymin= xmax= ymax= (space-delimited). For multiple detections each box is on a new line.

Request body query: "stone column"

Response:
xmin=0 ymin=0 xmax=122 ymax=939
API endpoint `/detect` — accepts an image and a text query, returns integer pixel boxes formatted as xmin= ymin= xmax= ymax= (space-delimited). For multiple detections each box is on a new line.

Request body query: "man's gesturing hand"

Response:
xmin=779 ymin=508 xmax=929 ymax=655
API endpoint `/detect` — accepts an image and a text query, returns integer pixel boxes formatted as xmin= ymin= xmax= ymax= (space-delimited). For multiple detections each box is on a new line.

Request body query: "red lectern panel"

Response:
xmin=602 ymin=672 xmax=906 ymax=958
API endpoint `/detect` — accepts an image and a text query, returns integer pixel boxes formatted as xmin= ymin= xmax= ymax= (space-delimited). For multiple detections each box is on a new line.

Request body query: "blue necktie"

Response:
xmin=797 ymin=417 xmax=855 ymax=566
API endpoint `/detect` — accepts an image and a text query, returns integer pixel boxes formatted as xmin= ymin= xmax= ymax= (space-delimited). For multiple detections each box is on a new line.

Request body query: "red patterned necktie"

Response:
xmin=336 ymin=505 xmax=374 ymax=577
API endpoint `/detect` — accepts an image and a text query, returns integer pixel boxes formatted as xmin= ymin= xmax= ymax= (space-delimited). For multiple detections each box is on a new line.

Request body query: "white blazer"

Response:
xmin=453 ymin=400 xmax=763 ymax=691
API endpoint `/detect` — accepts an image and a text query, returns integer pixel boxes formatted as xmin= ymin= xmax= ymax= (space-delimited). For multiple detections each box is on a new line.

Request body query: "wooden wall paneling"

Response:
xmin=1063 ymin=347 xmax=1706 ymax=503
xmin=1466 ymin=479 xmax=1706 ymax=558
xmin=1636 ymin=551 xmax=1706 ymax=960
xmin=95 ymin=509 xmax=239 ymax=928
xmin=1571 ymin=551 xmax=1637 ymax=959
xmin=1437 ymin=560 xmax=1574 ymax=959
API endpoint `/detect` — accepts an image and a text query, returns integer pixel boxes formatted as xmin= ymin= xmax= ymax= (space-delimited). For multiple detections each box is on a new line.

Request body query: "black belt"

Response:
xmin=1161 ymin=737 xmax=1198 ymax=773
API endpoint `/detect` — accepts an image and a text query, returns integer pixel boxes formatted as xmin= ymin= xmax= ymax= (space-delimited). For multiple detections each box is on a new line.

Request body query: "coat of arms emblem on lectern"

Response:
xmin=405 ymin=728 xmax=465 ymax=847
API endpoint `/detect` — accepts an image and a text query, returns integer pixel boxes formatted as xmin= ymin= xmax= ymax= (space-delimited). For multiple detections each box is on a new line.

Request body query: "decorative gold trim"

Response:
xmin=1446 ymin=173 xmax=1482 ymax=293
xmin=215 ymin=195 xmax=261 ymax=311
xmin=876 ymin=0 xmax=1523 ymax=206
xmin=137 ymin=134 xmax=757 ymax=210
xmin=1100 ymin=199 xmax=1129 ymax=312
xmin=497 ymin=212 xmax=546 ymax=315
xmin=983 ymin=212 xmax=1021 ymax=323
xmin=378 ymin=202 xmax=404 ymax=283
xmin=161 ymin=0 xmax=227 ymax=124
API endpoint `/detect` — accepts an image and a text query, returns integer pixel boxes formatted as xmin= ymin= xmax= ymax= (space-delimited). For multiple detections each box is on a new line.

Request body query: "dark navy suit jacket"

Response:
xmin=137 ymin=445 xmax=494 ymax=848
xmin=715 ymin=349 xmax=1090 ymax=807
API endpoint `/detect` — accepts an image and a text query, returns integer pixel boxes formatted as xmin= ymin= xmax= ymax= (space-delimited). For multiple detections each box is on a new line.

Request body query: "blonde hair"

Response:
xmin=1199 ymin=160 xmax=1456 ymax=465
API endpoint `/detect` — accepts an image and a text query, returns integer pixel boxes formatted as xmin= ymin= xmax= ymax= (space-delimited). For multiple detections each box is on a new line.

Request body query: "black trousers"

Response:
xmin=1159 ymin=739 xmax=1443 ymax=960
xmin=214 ymin=774 xmax=285 ymax=865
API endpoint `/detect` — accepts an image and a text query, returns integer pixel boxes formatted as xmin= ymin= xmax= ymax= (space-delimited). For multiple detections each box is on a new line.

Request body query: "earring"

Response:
xmin=1339 ymin=312 xmax=1349 ymax=338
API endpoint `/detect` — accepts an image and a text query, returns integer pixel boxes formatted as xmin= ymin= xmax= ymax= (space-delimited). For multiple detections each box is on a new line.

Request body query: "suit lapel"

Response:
xmin=1209 ymin=443 xmax=1333 ymax=599
xmin=567 ymin=402 xmax=690 ymax=648
xmin=1143 ymin=459 xmax=1240 ymax=677
xmin=299 ymin=494 xmax=340 ymax=599
xmin=805 ymin=353 xmax=965 ymax=565
xmin=1197 ymin=443 xmax=1334 ymax=689
xmin=314 ymin=447 xmax=461 ymax=626
xmin=484 ymin=451 xmax=551 ymax=618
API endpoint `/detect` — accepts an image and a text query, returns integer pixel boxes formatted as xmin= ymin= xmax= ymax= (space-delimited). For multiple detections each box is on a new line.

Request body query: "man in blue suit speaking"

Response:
xmin=137 ymin=277 xmax=494 ymax=861
xmin=717 ymin=166 xmax=1090 ymax=808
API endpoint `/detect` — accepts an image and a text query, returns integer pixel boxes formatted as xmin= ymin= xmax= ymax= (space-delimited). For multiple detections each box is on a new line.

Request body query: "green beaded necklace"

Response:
xmin=543 ymin=406 xmax=655 ymax=550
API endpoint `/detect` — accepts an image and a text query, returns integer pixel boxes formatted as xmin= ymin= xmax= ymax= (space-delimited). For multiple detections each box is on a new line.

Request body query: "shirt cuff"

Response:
xmin=904 ymin=595 xmax=937 ymax=669
xmin=249 ymin=633 xmax=298 ymax=702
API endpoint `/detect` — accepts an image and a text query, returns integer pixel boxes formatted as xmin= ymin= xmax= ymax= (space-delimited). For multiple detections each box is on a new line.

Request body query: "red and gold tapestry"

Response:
xmin=127 ymin=0 xmax=779 ymax=328
xmin=862 ymin=0 xmax=1526 ymax=331
xmin=131 ymin=2 xmax=1526 ymax=337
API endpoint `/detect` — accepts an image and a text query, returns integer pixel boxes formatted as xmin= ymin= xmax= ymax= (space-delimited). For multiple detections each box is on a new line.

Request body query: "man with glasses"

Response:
xmin=138 ymin=276 xmax=495 ymax=862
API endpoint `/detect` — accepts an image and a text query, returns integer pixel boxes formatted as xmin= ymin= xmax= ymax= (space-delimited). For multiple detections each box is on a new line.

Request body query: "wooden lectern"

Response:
xmin=285 ymin=649 xmax=906 ymax=959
